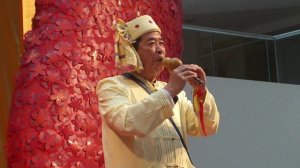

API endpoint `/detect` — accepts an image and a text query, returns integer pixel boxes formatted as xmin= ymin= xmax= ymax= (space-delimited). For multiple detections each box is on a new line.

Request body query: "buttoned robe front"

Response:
xmin=96 ymin=75 xmax=220 ymax=168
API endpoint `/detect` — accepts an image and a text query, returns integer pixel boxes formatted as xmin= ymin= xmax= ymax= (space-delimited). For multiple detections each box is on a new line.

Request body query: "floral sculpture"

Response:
xmin=7 ymin=0 xmax=182 ymax=167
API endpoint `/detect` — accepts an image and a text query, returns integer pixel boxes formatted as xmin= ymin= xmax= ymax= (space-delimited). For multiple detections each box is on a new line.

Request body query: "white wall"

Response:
xmin=185 ymin=77 xmax=300 ymax=168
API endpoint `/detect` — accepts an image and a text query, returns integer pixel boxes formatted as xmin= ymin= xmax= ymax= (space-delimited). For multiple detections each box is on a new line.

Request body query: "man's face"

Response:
xmin=137 ymin=31 xmax=166 ymax=76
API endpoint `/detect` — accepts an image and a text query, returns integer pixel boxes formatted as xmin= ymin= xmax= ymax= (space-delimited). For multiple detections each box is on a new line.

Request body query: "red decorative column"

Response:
xmin=7 ymin=0 xmax=182 ymax=167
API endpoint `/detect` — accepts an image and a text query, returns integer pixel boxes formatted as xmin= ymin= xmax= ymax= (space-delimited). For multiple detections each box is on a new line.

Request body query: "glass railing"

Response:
xmin=182 ymin=24 xmax=300 ymax=85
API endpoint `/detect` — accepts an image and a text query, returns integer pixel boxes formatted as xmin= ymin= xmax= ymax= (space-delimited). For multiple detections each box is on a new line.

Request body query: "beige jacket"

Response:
xmin=96 ymin=74 xmax=220 ymax=168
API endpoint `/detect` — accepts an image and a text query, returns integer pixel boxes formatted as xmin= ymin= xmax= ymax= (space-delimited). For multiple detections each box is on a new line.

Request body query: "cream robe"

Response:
xmin=96 ymin=74 xmax=220 ymax=168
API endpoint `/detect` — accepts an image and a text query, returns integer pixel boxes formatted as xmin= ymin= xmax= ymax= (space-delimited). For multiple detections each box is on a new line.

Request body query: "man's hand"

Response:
xmin=187 ymin=64 xmax=206 ymax=91
xmin=164 ymin=64 xmax=206 ymax=97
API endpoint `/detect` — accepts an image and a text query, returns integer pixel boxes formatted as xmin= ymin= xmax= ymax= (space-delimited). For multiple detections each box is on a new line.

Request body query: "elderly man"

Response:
xmin=96 ymin=15 xmax=220 ymax=168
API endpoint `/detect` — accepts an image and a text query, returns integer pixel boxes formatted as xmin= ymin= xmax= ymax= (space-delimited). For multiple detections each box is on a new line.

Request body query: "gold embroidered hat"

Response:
xmin=113 ymin=15 xmax=161 ymax=71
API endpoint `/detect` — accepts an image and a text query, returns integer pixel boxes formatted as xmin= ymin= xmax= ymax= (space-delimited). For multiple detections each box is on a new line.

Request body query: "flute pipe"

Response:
xmin=162 ymin=57 xmax=204 ymax=85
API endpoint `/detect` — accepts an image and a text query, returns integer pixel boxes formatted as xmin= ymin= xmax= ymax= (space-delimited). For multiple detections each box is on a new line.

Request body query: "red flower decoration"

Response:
xmin=31 ymin=109 xmax=53 ymax=128
xmin=39 ymin=129 xmax=62 ymax=150
xmin=35 ymin=11 xmax=52 ymax=24
xmin=80 ymin=60 xmax=95 ymax=76
xmin=55 ymin=18 xmax=74 ymax=35
xmin=58 ymin=123 xmax=74 ymax=138
xmin=24 ymin=31 xmax=42 ymax=48
xmin=42 ymin=71 xmax=62 ymax=87
xmin=54 ymin=41 xmax=73 ymax=57
xmin=30 ymin=59 xmax=47 ymax=77
xmin=68 ymin=96 xmax=83 ymax=112
xmin=43 ymin=24 xmax=61 ymax=40
xmin=47 ymin=51 xmax=68 ymax=67
xmin=50 ymin=89 xmax=69 ymax=106
xmin=8 ymin=1 xmax=183 ymax=167
xmin=71 ymin=1 xmax=89 ymax=19
xmin=23 ymin=49 xmax=40 ymax=64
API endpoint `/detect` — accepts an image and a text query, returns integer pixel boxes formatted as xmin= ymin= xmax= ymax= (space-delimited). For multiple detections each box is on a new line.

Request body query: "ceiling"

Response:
xmin=183 ymin=0 xmax=300 ymax=35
